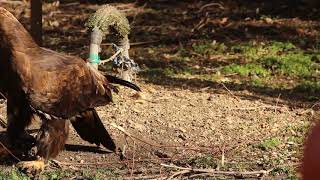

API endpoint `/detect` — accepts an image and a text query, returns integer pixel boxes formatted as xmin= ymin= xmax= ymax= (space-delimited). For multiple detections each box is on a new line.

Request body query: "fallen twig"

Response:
xmin=126 ymin=162 xmax=298 ymax=179
xmin=0 ymin=91 xmax=7 ymax=100
xmin=219 ymin=83 xmax=241 ymax=102
xmin=101 ymin=40 xmax=159 ymax=47
xmin=168 ymin=169 xmax=190 ymax=179
xmin=99 ymin=48 xmax=123 ymax=65
xmin=197 ymin=2 xmax=224 ymax=13
xmin=275 ymin=94 xmax=281 ymax=113
xmin=49 ymin=157 xmax=174 ymax=167
xmin=0 ymin=116 xmax=7 ymax=128
xmin=130 ymin=40 xmax=160 ymax=46
xmin=161 ymin=163 xmax=272 ymax=177
xmin=189 ymin=172 xmax=218 ymax=178
xmin=130 ymin=141 xmax=136 ymax=178
xmin=50 ymin=159 xmax=62 ymax=169
xmin=298 ymin=101 xmax=320 ymax=115
xmin=60 ymin=2 xmax=80 ymax=7
xmin=50 ymin=159 xmax=126 ymax=167
xmin=311 ymin=100 xmax=320 ymax=109
xmin=109 ymin=123 xmax=217 ymax=152
xmin=0 ymin=140 xmax=20 ymax=162
xmin=196 ymin=19 xmax=208 ymax=32
xmin=0 ymin=0 xmax=25 ymax=5
xmin=221 ymin=144 xmax=225 ymax=166
xmin=229 ymin=105 xmax=283 ymax=111
xmin=124 ymin=174 xmax=165 ymax=180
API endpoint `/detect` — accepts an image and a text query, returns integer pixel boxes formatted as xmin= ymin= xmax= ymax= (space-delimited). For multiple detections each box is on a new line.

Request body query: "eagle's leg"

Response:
xmin=6 ymin=100 xmax=35 ymax=151
xmin=17 ymin=119 xmax=69 ymax=174
xmin=35 ymin=118 xmax=69 ymax=160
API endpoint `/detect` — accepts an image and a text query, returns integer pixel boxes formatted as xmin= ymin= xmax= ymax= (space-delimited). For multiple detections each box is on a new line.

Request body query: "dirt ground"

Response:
xmin=0 ymin=0 xmax=319 ymax=179
xmin=0 ymin=82 xmax=313 ymax=179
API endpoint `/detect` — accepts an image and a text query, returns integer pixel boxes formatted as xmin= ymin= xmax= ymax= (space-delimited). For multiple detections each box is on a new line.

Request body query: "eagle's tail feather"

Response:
xmin=105 ymin=74 xmax=141 ymax=92
xmin=70 ymin=109 xmax=116 ymax=152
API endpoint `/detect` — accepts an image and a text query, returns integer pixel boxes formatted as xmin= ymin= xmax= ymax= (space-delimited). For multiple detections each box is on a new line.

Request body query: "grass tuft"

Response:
xmin=258 ymin=137 xmax=282 ymax=150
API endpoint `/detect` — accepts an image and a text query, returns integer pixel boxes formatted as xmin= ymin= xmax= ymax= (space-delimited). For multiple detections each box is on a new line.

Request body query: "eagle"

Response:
xmin=302 ymin=121 xmax=320 ymax=179
xmin=0 ymin=7 xmax=140 ymax=173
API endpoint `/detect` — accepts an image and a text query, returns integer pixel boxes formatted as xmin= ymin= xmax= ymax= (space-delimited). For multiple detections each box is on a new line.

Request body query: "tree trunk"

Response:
xmin=31 ymin=0 xmax=43 ymax=46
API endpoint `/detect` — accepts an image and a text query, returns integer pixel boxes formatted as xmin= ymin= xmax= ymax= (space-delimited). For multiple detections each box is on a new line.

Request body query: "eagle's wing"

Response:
xmin=0 ymin=7 xmax=133 ymax=158
xmin=70 ymin=109 xmax=116 ymax=151
xmin=16 ymin=48 xmax=113 ymax=119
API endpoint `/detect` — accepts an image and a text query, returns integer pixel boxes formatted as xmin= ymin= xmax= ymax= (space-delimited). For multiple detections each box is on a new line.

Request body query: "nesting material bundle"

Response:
xmin=86 ymin=5 xmax=130 ymax=37
xmin=86 ymin=5 xmax=136 ymax=82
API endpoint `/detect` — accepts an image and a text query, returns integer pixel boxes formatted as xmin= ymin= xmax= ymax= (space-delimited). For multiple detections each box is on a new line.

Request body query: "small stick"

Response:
xmin=161 ymin=163 xmax=273 ymax=176
xmin=219 ymin=83 xmax=241 ymax=102
xmin=124 ymin=174 xmax=165 ymax=180
xmin=101 ymin=40 xmax=159 ymax=46
xmin=60 ymin=2 xmax=80 ymax=7
xmin=109 ymin=123 xmax=216 ymax=152
xmin=50 ymin=159 xmax=62 ymax=169
xmin=50 ymin=160 xmax=126 ymax=167
xmin=0 ymin=0 xmax=25 ymax=5
xmin=0 ymin=91 xmax=7 ymax=100
xmin=47 ymin=157 xmax=174 ymax=167
xmin=275 ymin=94 xmax=281 ymax=113
xmin=168 ymin=170 xmax=190 ymax=179
xmin=99 ymin=48 xmax=123 ymax=65
xmin=130 ymin=141 xmax=136 ymax=178
xmin=0 ymin=140 xmax=21 ymax=162
xmin=0 ymin=116 xmax=7 ymax=128
xmin=229 ymin=105 xmax=283 ymax=111
xmin=197 ymin=2 xmax=224 ymax=13
xmin=300 ymin=100 xmax=320 ymax=115
xmin=189 ymin=172 xmax=217 ymax=178
xmin=221 ymin=144 xmax=225 ymax=167
xmin=311 ymin=100 xmax=320 ymax=109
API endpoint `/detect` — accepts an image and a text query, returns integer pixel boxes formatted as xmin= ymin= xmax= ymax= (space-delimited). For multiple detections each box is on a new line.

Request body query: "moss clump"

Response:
xmin=86 ymin=5 xmax=130 ymax=37
xmin=223 ymin=63 xmax=270 ymax=77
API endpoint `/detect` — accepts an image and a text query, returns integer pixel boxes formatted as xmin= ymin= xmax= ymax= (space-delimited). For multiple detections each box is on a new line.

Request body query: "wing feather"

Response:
xmin=23 ymin=50 xmax=113 ymax=119
xmin=70 ymin=109 xmax=116 ymax=152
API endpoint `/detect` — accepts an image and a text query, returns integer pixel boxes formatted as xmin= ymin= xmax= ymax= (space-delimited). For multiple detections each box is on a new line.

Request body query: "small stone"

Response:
xmin=264 ymin=17 xmax=273 ymax=24
xmin=207 ymin=95 xmax=214 ymax=101
xmin=132 ymin=108 xmax=141 ymax=113
xmin=147 ymin=87 xmax=156 ymax=93
xmin=178 ymin=134 xmax=186 ymax=140
xmin=179 ymin=127 xmax=187 ymax=133
xmin=131 ymin=92 xmax=145 ymax=100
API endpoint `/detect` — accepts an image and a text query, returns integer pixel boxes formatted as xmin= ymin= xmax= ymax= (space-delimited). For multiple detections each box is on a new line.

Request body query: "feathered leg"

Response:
xmin=35 ymin=119 xmax=69 ymax=159
xmin=6 ymin=99 xmax=35 ymax=151
xmin=17 ymin=118 xmax=69 ymax=174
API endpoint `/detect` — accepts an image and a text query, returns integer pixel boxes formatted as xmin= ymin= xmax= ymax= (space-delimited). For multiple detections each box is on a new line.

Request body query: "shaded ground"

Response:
xmin=0 ymin=0 xmax=319 ymax=179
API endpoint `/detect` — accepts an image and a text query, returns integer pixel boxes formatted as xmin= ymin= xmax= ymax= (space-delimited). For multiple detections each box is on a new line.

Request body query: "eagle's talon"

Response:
xmin=17 ymin=160 xmax=45 ymax=175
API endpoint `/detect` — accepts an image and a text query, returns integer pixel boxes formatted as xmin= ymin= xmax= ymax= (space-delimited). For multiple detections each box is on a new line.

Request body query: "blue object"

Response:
xmin=89 ymin=54 xmax=100 ymax=64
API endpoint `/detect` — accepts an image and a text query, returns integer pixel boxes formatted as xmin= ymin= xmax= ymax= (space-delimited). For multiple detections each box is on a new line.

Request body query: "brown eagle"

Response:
xmin=0 ymin=7 xmax=140 ymax=172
